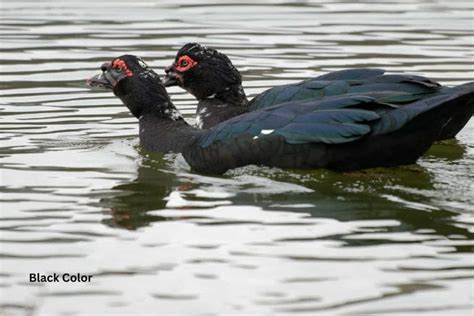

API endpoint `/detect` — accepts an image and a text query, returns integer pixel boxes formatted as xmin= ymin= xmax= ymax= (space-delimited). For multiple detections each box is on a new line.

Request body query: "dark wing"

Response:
xmin=372 ymin=83 xmax=474 ymax=135
xmin=197 ymin=94 xmax=382 ymax=148
xmin=309 ymin=68 xmax=385 ymax=81
xmin=248 ymin=69 xmax=441 ymax=111
xmin=247 ymin=69 xmax=385 ymax=111
xmin=198 ymin=81 xmax=472 ymax=148
xmin=346 ymin=74 xmax=440 ymax=103
xmin=188 ymin=84 xmax=473 ymax=174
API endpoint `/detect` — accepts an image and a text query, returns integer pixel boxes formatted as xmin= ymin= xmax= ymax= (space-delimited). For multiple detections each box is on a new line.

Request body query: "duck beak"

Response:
xmin=86 ymin=62 xmax=127 ymax=90
xmin=86 ymin=72 xmax=113 ymax=89
xmin=163 ymin=74 xmax=179 ymax=87
xmin=163 ymin=64 xmax=180 ymax=87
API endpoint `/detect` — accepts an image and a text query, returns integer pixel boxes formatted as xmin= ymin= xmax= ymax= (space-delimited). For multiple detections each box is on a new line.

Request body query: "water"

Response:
xmin=1 ymin=0 xmax=473 ymax=315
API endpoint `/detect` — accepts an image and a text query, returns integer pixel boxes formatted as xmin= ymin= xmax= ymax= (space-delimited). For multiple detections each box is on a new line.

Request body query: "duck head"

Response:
xmin=163 ymin=43 xmax=243 ymax=101
xmin=87 ymin=55 xmax=181 ymax=120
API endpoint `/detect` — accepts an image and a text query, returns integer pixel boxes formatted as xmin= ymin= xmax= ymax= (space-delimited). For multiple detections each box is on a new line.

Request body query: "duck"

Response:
xmin=87 ymin=55 xmax=474 ymax=175
xmin=163 ymin=43 xmax=473 ymax=139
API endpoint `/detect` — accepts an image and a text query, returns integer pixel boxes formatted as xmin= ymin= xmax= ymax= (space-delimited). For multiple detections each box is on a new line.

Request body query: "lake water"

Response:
xmin=0 ymin=0 xmax=473 ymax=315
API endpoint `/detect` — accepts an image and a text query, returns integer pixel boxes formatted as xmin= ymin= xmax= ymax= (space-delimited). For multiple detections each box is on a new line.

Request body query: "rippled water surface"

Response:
xmin=1 ymin=1 xmax=473 ymax=315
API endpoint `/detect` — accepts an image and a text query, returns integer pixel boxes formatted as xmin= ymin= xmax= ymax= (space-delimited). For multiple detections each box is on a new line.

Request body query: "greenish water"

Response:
xmin=0 ymin=1 xmax=473 ymax=315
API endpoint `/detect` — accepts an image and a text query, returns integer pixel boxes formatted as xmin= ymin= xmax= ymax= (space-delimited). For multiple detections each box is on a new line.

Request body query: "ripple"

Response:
xmin=0 ymin=0 xmax=473 ymax=315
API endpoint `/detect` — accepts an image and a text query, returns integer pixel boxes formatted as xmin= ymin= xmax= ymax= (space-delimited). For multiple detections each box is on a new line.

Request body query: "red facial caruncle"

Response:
xmin=175 ymin=55 xmax=197 ymax=72
xmin=112 ymin=59 xmax=133 ymax=77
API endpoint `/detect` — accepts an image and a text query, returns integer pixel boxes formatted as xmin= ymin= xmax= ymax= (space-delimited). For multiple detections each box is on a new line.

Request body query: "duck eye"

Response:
xmin=180 ymin=60 xmax=188 ymax=67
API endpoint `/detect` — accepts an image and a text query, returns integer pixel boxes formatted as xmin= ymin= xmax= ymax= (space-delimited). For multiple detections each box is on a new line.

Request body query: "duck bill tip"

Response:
xmin=86 ymin=73 xmax=112 ymax=89
xmin=163 ymin=74 xmax=179 ymax=87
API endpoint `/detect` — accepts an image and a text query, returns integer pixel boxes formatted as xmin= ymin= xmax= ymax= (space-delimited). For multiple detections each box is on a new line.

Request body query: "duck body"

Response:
xmin=164 ymin=43 xmax=473 ymax=141
xmin=184 ymin=87 xmax=474 ymax=174
xmin=88 ymin=55 xmax=474 ymax=175
xmin=246 ymin=69 xmax=473 ymax=141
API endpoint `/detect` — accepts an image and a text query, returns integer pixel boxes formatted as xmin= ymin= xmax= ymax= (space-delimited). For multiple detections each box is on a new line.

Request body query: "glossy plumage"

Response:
xmin=247 ymin=69 xmax=439 ymax=111
xmin=186 ymin=86 xmax=474 ymax=173
xmin=88 ymin=55 xmax=474 ymax=175
xmin=164 ymin=43 xmax=473 ymax=140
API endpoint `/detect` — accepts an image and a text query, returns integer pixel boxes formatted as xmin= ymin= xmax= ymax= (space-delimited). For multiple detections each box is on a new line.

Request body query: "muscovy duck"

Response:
xmin=163 ymin=43 xmax=473 ymax=139
xmin=87 ymin=55 xmax=474 ymax=174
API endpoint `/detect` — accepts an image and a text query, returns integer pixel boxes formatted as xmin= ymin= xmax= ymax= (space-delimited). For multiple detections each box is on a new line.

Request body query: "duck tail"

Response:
xmin=437 ymin=82 xmax=474 ymax=140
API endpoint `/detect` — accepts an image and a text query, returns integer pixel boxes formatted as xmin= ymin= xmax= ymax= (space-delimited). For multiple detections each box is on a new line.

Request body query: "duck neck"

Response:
xmin=138 ymin=112 xmax=202 ymax=153
xmin=116 ymin=79 xmax=204 ymax=153
xmin=211 ymin=83 xmax=248 ymax=107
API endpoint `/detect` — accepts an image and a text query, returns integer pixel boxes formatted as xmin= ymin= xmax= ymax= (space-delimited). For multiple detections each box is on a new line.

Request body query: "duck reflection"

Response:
xmin=423 ymin=138 xmax=466 ymax=160
xmin=101 ymin=141 xmax=473 ymax=244
xmin=100 ymin=152 xmax=181 ymax=229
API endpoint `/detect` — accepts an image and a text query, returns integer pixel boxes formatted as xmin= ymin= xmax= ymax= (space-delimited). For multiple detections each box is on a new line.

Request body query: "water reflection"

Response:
xmin=101 ymin=153 xmax=176 ymax=229
xmin=99 ymin=142 xmax=474 ymax=249
xmin=1 ymin=0 xmax=473 ymax=314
